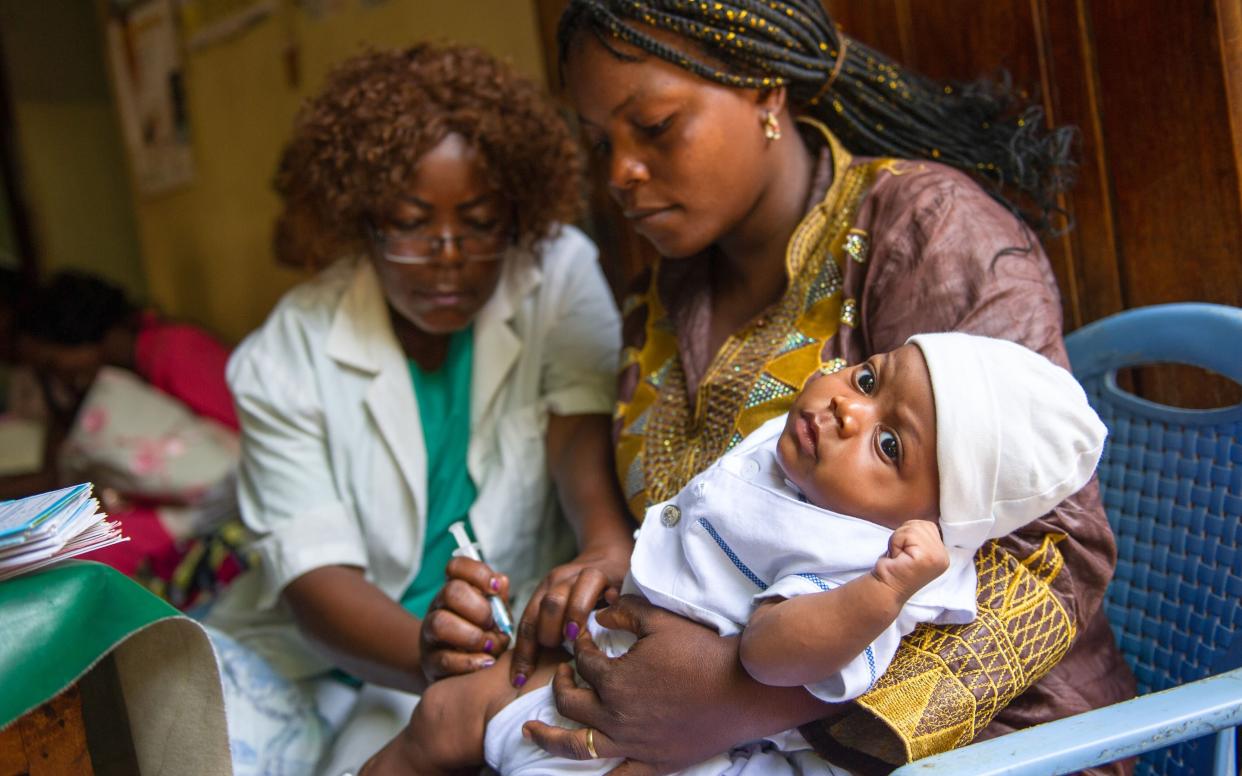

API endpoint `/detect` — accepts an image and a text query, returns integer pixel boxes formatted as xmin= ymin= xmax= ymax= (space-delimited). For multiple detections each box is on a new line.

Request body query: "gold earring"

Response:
xmin=762 ymin=112 xmax=782 ymax=142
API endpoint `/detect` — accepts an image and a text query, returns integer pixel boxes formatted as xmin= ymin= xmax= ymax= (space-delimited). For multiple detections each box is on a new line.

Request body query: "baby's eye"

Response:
xmin=878 ymin=429 xmax=900 ymax=462
xmin=856 ymin=365 xmax=876 ymax=395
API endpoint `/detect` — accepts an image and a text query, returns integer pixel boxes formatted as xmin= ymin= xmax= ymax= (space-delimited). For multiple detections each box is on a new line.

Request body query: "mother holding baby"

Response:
xmin=425 ymin=1 xmax=1136 ymax=773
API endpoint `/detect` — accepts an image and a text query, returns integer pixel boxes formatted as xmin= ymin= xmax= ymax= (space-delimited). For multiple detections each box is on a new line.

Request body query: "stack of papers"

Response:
xmin=0 ymin=483 xmax=125 ymax=581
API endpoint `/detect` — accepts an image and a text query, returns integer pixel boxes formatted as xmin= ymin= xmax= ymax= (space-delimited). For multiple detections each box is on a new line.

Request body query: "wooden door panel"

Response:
xmin=1086 ymin=0 xmax=1242 ymax=406
xmin=1088 ymin=0 xmax=1242 ymax=305
xmin=1039 ymin=0 xmax=1126 ymax=328
xmin=823 ymin=0 xmax=1097 ymax=334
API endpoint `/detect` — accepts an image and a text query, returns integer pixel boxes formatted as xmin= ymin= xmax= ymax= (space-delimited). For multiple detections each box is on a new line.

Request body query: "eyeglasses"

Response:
xmin=370 ymin=223 xmax=509 ymax=265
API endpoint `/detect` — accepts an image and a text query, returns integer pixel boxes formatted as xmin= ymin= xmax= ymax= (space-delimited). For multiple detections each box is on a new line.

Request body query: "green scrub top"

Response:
xmin=399 ymin=326 xmax=478 ymax=618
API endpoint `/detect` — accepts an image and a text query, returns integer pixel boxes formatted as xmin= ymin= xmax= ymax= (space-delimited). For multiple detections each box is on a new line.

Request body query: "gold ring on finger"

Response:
xmin=585 ymin=727 xmax=599 ymax=759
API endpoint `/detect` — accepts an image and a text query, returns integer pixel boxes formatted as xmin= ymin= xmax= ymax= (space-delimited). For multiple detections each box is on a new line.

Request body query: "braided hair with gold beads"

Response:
xmin=558 ymin=0 xmax=1075 ymax=232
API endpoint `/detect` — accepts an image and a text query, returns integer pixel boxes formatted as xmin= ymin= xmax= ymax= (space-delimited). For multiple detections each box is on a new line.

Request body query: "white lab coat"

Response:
xmin=208 ymin=225 xmax=620 ymax=680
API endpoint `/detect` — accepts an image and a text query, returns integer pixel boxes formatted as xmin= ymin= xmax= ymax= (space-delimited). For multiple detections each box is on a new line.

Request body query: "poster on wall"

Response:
xmin=106 ymin=0 xmax=197 ymax=197
xmin=178 ymin=0 xmax=277 ymax=50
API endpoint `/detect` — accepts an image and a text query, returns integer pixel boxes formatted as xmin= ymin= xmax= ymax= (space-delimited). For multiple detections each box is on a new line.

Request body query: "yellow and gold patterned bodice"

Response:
xmin=614 ymin=121 xmax=885 ymax=519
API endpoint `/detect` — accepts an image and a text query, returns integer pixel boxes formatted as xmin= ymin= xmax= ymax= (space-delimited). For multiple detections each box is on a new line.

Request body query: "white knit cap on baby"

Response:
xmin=907 ymin=332 xmax=1107 ymax=551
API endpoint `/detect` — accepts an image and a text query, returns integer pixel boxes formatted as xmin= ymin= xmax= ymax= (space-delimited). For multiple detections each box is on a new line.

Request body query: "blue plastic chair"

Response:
xmin=892 ymin=303 xmax=1242 ymax=776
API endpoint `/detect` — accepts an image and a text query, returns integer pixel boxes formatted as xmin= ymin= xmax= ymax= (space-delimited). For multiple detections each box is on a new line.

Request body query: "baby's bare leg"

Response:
xmin=361 ymin=650 xmax=570 ymax=776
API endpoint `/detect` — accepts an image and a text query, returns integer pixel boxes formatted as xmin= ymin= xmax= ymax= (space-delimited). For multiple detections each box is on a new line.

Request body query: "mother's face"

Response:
xmin=368 ymin=133 xmax=508 ymax=335
xmin=565 ymin=32 xmax=778 ymax=259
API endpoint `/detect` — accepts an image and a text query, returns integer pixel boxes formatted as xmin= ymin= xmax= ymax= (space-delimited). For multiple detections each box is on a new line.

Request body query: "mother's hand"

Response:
xmin=418 ymin=556 xmax=511 ymax=683
xmin=509 ymin=539 xmax=631 ymax=686
xmin=523 ymin=595 xmax=839 ymax=774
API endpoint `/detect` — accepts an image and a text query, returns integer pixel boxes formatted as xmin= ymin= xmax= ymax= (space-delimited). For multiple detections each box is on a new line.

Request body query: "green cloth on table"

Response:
xmin=400 ymin=326 xmax=478 ymax=619
xmin=0 ymin=561 xmax=233 ymax=775
xmin=0 ymin=560 xmax=176 ymax=728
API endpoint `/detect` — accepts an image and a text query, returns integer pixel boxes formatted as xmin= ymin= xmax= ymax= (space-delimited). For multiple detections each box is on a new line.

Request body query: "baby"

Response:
xmin=362 ymin=332 xmax=1107 ymax=776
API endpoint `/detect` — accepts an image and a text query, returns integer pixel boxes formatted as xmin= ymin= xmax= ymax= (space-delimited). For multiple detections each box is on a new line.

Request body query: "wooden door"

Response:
xmin=532 ymin=0 xmax=1242 ymax=407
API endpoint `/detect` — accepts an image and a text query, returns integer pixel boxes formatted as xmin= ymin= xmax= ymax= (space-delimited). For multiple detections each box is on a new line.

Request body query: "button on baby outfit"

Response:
xmin=660 ymin=504 xmax=681 ymax=527
xmin=740 ymin=457 xmax=761 ymax=479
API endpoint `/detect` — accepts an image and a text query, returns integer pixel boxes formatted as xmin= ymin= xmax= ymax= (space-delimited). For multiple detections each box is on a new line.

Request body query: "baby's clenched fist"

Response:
xmin=871 ymin=519 xmax=949 ymax=601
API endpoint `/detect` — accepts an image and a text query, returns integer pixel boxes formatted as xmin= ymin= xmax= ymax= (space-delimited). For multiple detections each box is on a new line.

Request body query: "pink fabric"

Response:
xmin=80 ymin=500 xmax=242 ymax=607
xmin=68 ymin=316 xmax=243 ymax=608
xmin=133 ymin=313 xmax=239 ymax=431
xmin=84 ymin=503 xmax=178 ymax=579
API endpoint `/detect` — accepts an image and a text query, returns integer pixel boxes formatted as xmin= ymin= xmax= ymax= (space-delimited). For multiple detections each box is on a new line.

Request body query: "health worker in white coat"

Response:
xmin=205 ymin=44 xmax=634 ymax=776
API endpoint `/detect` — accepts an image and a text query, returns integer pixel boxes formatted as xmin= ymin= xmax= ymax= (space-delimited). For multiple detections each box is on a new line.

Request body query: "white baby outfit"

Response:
xmin=483 ymin=415 xmax=979 ymax=775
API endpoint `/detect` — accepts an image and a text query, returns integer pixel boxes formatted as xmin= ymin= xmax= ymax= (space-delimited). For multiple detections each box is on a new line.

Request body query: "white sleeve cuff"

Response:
xmin=755 ymin=573 xmax=902 ymax=703
xmin=543 ymin=383 xmax=615 ymax=417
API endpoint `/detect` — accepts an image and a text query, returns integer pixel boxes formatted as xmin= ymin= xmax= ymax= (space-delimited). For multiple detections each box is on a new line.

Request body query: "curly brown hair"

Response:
xmin=274 ymin=44 xmax=583 ymax=268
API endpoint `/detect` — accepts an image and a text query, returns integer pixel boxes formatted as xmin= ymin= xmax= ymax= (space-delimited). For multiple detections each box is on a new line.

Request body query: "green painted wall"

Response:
xmin=0 ymin=0 xmax=146 ymax=296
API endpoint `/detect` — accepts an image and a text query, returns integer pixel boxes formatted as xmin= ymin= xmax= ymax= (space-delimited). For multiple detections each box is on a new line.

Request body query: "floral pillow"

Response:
xmin=59 ymin=366 xmax=240 ymax=535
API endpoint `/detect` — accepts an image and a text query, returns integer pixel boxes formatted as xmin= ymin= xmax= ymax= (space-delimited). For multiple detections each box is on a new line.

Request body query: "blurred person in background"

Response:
xmin=12 ymin=269 xmax=244 ymax=606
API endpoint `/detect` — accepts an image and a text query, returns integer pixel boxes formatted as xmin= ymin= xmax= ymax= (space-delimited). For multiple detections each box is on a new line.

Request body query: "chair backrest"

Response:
xmin=1066 ymin=303 xmax=1242 ymax=776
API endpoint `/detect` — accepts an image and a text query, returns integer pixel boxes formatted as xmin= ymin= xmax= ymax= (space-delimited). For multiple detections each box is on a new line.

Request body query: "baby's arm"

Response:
xmin=361 ymin=650 xmax=570 ymax=775
xmin=739 ymin=519 xmax=948 ymax=688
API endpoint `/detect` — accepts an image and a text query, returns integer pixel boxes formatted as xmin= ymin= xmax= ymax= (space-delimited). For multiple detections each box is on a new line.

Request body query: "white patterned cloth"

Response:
xmin=207 ymin=626 xmax=332 ymax=776
xmin=206 ymin=625 xmax=418 ymax=776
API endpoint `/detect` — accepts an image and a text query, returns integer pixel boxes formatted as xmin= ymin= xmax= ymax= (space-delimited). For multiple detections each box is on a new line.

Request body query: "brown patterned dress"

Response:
xmin=613 ymin=120 xmax=1136 ymax=772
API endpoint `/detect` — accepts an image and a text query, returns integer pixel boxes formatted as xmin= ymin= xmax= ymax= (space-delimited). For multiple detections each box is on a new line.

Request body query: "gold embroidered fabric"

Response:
xmin=835 ymin=536 xmax=1075 ymax=762
xmin=615 ymin=123 xmax=880 ymax=518
xmin=613 ymin=122 xmax=1079 ymax=763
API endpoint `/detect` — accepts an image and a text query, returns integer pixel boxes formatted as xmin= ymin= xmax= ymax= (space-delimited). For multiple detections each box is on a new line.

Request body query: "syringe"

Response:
xmin=448 ymin=521 xmax=514 ymax=637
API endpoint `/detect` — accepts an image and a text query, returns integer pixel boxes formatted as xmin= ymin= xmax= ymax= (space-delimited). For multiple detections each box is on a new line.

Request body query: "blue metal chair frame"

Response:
xmin=892 ymin=303 xmax=1242 ymax=775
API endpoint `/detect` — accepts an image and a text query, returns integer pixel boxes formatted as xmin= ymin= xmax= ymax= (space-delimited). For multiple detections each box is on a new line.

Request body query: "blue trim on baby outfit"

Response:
xmin=795 ymin=572 xmax=830 ymax=590
xmin=697 ymin=517 xmax=768 ymax=589
xmin=793 ymin=573 xmax=877 ymax=686
xmin=697 ymin=518 xmax=878 ymax=688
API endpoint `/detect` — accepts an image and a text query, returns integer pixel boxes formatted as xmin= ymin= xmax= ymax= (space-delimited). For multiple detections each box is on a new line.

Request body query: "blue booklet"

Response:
xmin=0 ymin=483 xmax=124 ymax=580
xmin=0 ymin=483 xmax=93 ymax=547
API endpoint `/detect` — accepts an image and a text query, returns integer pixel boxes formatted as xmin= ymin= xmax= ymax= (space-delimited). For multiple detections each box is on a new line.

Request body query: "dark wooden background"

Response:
xmin=532 ymin=0 xmax=1242 ymax=409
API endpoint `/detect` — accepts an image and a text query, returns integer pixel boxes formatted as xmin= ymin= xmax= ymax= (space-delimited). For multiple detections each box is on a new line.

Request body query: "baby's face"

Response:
xmin=776 ymin=344 xmax=939 ymax=529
